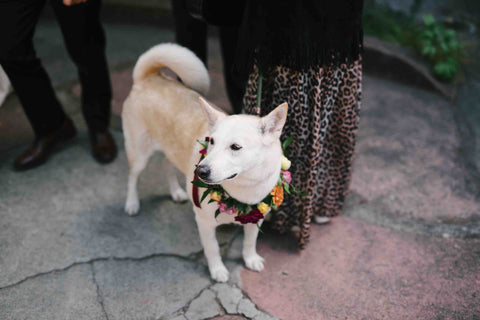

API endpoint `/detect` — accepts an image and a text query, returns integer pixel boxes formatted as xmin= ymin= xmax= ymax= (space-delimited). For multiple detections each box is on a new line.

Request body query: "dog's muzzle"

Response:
xmin=195 ymin=165 xmax=211 ymax=181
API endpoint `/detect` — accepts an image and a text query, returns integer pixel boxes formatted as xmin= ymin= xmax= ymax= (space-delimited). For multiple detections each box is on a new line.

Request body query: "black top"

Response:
xmin=234 ymin=0 xmax=364 ymax=74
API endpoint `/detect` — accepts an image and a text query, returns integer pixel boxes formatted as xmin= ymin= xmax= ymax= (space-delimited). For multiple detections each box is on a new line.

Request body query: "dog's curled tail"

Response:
xmin=132 ymin=43 xmax=210 ymax=95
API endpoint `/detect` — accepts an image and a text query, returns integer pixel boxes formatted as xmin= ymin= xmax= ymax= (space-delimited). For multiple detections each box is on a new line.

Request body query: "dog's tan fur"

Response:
xmin=123 ymin=75 xmax=208 ymax=174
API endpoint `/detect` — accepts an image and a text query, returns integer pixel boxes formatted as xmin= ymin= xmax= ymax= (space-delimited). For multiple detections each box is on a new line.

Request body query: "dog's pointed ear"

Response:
xmin=199 ymin=97 xmax=226 ymax=128
xmin=260 ymin=102 xmax=288 ymax=144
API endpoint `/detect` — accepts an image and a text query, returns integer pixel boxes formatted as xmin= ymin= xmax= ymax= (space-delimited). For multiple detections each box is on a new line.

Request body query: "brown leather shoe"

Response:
xmin=14 ymin=118 xmax=77 ymax=171
xmin=90 ymin=130 xmax=117 ymax=164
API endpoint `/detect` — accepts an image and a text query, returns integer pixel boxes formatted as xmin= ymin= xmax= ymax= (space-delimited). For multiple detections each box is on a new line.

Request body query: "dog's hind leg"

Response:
xmin=124 ymin=130 xmax=155 ymax=216
xmin=243 ymin=222 xmax=265 ymax=272
xmin=163 ymin=158 xmax=188 ymax=202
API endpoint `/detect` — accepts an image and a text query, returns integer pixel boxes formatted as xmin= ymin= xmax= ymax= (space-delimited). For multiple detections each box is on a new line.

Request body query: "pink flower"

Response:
xmin=281 ymin=170 xmax=292 ymax=184
xmin=218 ymin=201 xmax=237 ymax=215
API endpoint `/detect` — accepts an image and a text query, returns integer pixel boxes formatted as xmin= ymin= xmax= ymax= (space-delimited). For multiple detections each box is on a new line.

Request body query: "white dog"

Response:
xmin=122 ymin=43 xmax=287 ymax=282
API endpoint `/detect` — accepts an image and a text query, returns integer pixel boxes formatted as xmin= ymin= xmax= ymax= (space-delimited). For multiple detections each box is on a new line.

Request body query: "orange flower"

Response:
xmin=270 ymin=185 xmax=284 ymax=207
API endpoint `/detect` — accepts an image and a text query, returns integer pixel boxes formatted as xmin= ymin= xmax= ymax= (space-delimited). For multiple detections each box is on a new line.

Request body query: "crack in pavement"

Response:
xmin=90 ymin=262 xmax=110 ymax=320
xmin=180 ymin=285 xmax=219 ymax=319
xmin=170 ymin=282 xmax=279 ymax=320
xmin=231 ymin=282 xmax=279 ymax=320
xmin=0 ymin=250 xmax=205 ymax=291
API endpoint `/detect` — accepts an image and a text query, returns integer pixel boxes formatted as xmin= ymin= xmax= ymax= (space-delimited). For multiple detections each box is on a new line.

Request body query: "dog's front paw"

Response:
xmin=210 ymin=264 xmax=230 ymax=282
xmin=244 ymin=253 xmax=265 ymax=272
xmin=171 ymin=187 xmax=189 ymax=203
xmin=125 ymin=199 xmax=140 ymax=216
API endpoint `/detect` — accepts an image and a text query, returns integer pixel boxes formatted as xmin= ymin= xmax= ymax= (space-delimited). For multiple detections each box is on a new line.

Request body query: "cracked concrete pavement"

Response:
xmin=1 ymin=11 xmax=479 ymax=320
xmin=0 ymin=132 xmax=278 ymax=319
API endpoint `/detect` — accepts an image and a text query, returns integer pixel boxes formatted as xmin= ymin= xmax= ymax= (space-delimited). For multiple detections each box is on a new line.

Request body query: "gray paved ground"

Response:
xmin=0 ymin=12 xmax=479 ymax=320
xmin=0 ymin=130 xmax=274 ymax=319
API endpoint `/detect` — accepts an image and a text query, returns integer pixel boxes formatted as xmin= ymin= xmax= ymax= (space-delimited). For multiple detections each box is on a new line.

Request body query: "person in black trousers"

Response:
xmin=0 ymin=0 xmax=117 ymax=171
xmin=171 ymin=0 xmax=246 ymax=115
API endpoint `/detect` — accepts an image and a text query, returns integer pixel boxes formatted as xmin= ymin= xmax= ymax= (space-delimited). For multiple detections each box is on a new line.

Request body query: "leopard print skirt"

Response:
xmin=243 ymin=60 xmax=362 ymax=249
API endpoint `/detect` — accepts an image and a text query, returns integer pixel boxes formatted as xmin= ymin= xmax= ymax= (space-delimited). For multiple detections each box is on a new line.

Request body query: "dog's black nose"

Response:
xmin=195 ymin=165 xmax=211 ymax=180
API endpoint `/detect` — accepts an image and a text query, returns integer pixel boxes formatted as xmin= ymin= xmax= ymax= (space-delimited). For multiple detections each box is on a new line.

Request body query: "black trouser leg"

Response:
xmin=170 ymin=0 xmax=245 ymax=113
xmin=171 ymin=0 xmax=208 ymax=66
xmin=0 ymin=0 xmax=67 ymax=138
xmin=50 ymin=0 xmax=112 ymax=133
xmin=218 ymin=26 xmax=246 ymax=114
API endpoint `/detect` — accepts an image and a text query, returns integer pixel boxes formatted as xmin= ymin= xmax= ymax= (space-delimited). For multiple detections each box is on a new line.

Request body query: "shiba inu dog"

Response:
xmin=122 ymin=43 xmax=287 ymax=282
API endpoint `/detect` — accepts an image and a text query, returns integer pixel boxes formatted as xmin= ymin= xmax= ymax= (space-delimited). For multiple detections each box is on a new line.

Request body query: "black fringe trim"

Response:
xmin=233 ymin=0 xmax=364 ymax=75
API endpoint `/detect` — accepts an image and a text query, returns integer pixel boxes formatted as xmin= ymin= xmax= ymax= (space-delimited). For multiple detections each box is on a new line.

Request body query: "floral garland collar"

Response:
xmin=191 ymin=137 xmax=306 ymax=225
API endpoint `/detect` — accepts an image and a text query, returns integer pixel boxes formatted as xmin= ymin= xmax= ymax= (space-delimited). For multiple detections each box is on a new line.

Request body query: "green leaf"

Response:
xmin=257 ymin=223 xmax=264 ymax=233
xmin=284 ymin=182 xmax=291 ymax=195
xmin=421 ymin=46 xmax=433 ymax=56
xmin=420 ymin=37 xmax=433 ymax=47
xmin=212 ymin=185 xmax=224 ymax=192
xmin=440 ymin=42 xmax=449 ymax=53
xmin=282 ymin=136 xmax=295 ymax=150
xmin=191 ymin=180 xmax=209 ymax=188
xmin=449 ymin=39 xmax=460 ymax=51
xmin=434 ymin=59 xmax=457 ymax=81
xmin=200 ymin=189 xmax=211 ymax=203
xmin=224 ymin=198 xmax=236 ymax=207
xmin=445 ymin=29 xmax=456 ymax=40
xmin=421 ymin=30 xmax=434 ymax=39
xmin=291 ymin=184 xmax=309 ymax=197
xmin=446 ymin=57 xmax=457 ymax=68
xmin=423 ymin=14 xmax=435 ymax=27
xmin=422 ymin=45 xmax=436 ymax=58
xmin=215 ymin=209 xmax=221 ymax=219
xmin=236 ymin=202 xmax=246 ymax=214
xmin=196 ymin=139 xmax=208 ymax=149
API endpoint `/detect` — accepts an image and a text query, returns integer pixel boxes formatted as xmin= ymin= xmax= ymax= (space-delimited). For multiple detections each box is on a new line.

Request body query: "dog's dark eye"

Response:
xmin=230 ymin=144 xmax=242 ymax=151
xmin=210 ymin=138 xmax=214 ymax=145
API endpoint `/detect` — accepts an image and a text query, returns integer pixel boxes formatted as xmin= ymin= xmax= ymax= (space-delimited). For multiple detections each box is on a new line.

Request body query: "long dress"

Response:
xmin=242 ymin=60 xmax=362 ymax=249
xmin=235 ymin=0 xmax=364 ymax=248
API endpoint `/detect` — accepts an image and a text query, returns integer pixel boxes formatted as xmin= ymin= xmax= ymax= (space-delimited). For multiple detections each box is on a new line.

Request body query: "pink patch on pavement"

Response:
xmin=240 ymin=217 xmax=480 ymax=319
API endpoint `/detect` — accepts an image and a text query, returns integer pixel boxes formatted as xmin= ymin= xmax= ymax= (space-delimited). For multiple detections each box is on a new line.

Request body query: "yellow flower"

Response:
xmin=281 ymin=156 xmax=291 ymax=170
xmin=257 ymin=202 xmax=270 ymax=214
xmin=210 ymin=191 xmax=222 ymax=202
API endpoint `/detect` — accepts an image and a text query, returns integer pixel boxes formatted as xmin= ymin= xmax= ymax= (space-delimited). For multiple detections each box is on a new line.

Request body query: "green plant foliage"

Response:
xmin=363 ymin=1 xmax=463 ymax=82
xmin=418 ymin=14 xmax=461 ymax=81
xmin=363 ymin=1 xmax=419 ymax=45
xmin=433 ymin=58 xmax=458 ymax=81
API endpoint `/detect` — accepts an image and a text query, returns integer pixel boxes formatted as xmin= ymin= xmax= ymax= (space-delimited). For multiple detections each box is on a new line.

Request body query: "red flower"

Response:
xmin=234 ymin=209 xmax=264 ymax=224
